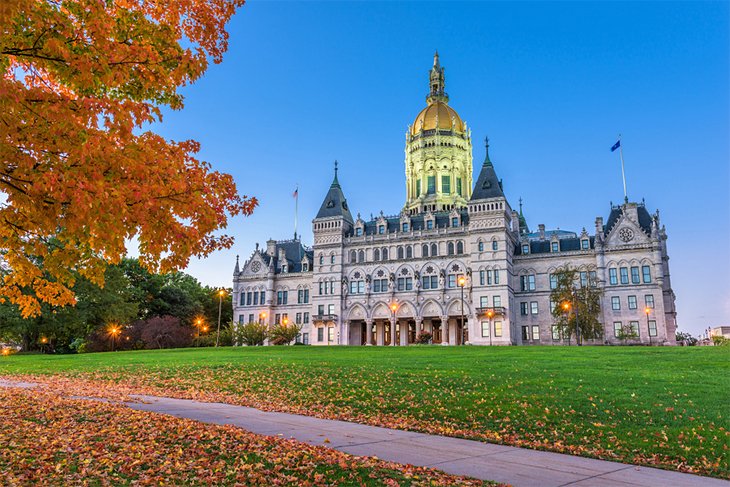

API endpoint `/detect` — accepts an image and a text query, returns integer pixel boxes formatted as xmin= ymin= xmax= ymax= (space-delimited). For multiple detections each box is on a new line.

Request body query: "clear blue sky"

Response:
xmin=154 ymin=1 xmax=729 ymax=336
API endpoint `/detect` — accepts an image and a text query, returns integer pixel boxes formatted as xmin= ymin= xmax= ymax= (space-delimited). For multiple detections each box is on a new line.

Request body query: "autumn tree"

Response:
xmin=549 ymin=267 xmax=604 ymax=344
xmin=0 ymin=0 xmax=254 ymax=318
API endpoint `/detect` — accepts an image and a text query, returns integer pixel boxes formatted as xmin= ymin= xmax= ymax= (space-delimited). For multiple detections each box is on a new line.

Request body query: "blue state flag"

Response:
xmin=611 ymin=140 xmax=621 ymax=152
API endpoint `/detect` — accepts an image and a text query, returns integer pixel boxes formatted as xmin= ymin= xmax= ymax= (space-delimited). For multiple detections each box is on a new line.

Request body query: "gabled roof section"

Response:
xmin=470 ymin=137 xmax=504 ymax=201
xmin=605 ymin=203 xmax=653 ymax=235
xmin=315 ymin=161 xmax=354 ymax=223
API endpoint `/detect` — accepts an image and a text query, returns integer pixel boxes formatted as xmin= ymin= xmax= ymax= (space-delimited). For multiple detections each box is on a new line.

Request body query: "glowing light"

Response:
xmin=218 ymin=289 xmax=226 ymax=297
xmin=458 ymin=276 xmax=466 ymax=287
xmin=1 ymin=348 xmax=10 ymax=356
xmin=390 ymin=303 xmax=398 ymax=312
xmin=40 ymin=337 xmax=48 ymax=344
xmin=487 ymin=310 xmax=494 ymax=318
xmin=645 ymin=307 xmax=651 ymax=314
xmin=562 ymin=302 xmax=571 ymax=311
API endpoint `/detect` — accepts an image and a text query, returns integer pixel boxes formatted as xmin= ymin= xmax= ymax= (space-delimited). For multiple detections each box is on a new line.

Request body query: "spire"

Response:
xmin=331 ymin=160 xmax=340 ymax=188
xmin=483 ymin=136 xmax=492 ymax=167
xmin=426 ymin=51 xmax=448 ymax=105
xmin=234 ymin=254 xmax=240 ymax=274
xmin=519 ymin=197 xmax=524 ymax=215
xmin=517 ymin=198 xmax=529 ymax=235
xmin=470 ymin=136 xmax=505 ymax=201
xmin=315 ymin=161 xmax=353 ymax=222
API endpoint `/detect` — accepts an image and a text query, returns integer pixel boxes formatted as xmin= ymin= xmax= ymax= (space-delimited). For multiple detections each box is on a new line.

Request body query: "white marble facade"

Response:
xmin=232 ymin=57 xmax=677 ymax=347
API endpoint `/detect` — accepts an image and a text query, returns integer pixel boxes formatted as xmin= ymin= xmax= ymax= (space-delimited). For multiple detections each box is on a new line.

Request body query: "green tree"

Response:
xmin=238 ymin=322 xmax=269 ymax=346
xmin=269 ymin=323 xmax=303 ymax=345
xmin=550 ymin=267 xmax=604 ymax=344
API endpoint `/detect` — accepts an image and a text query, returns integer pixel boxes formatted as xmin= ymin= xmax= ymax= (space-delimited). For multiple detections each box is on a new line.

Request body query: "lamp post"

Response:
xmin=107 ymin=326 xmax=120 ymax=352
xmin=457 ymin=275 xmax=467 ymax=345
xmin=645 ymin=307 xmax=652 ymax=346
xmin=215 ymin=289 xmax=225 ymax=347
xmin=390 ymin=303 xmax=398 ymax=346
xmin=486 ymin=309 xmax=494 ymax=346
xmin=195 ymin=317 xmax=203 ymax=343
xmin=40 ymin=336 xmax=48 ymax=354
xmin=562 ymin=301 xmax=572 ymax=345
xmin=573 ymin=288 xmax=581 ymax=346
xmin=259 ymin=312 xmax=267 ymax=324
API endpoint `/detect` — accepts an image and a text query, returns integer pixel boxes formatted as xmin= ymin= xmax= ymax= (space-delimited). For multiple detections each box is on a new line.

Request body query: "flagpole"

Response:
xmin=618 ymin=134 xmax=627 ymax=203
xmin=294 ymin=185 xmax=298 ymax=240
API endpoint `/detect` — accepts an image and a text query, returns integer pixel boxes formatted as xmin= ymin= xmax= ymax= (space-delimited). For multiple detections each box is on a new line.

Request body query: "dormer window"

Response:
xmin=581 ymin=239 xmax=589 ymax=250
xmin=378 ymin=225 xmax=385 ymax=234
xmin=281 ymin=265 xmax=288 ymax=273
xmin=426 ymin=220 xmax=434 ymax=230
xmin=451 ymin=217 xmax=459 ymax=227
xmin=302 ymin=263 xmax=309 ymax=272
xmin=356 ymin=227 xmax=363 ymax=236
xmin=522 ymin=244 xmax=530 ymax=254
xmin=402 ymin=222 xmax=409 ymax=232
xmin=551 ymin=242 xmax=559 ymax=253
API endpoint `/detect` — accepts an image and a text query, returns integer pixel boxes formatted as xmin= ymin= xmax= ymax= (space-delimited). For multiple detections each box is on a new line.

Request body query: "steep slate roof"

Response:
xmin=470 ymin=139 xmax=504 ymax=201
xmin=259 ymin=239 xmax=313 ymax=274
xmin=346 ymin=209 xmax=469 ymax=237
xmin=605 ymin=204 xmax=653 ymax=235
xmin=514 ymin=236 xmax=595 ymax=256
xmin=316 ymin=163 xmax=354 ymax=223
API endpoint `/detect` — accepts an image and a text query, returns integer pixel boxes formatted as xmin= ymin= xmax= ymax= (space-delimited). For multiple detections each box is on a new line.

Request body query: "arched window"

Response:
xmin=319 ymin=254 xmax=324 ymax=265
xmin=422 ymin=244 xmax=429 ymax=257
xmin=358 ymin=250 xmax=365 ymax=263
xmin=382 ymin=248 xmax=389 ymax=260
xmin=331 ymin=254 xmax=336 ymax=264
xmin=350 ymin=250 xmax=356 ymax=263
xmin=456 ymin=241 xmax=464 ymax=254
xmin=447 ymin=242 xmax=455 ymax=255
xmin=478 ymin=241 xmax=484 ymax=252
xmin=431 ymin=243 xmax=438 ymax=256
xmin=406 ymin=246 xmax=413 ymax=259
xmin=397 ymin=246 xmax=404 ymax=260
xmin=373 ymin=248 xmax=380 ymax=261
xmin=492 ymin=240 xmax=498 ymax=251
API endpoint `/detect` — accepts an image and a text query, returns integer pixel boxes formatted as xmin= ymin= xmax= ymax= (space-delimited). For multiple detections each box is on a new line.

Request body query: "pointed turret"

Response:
xmin=470 ymin=137 xmax=505 ymax=200
xmin=518 ymin=198 xmax=530 ymax=235
xmin=315 ymin=161 xmax=354 ymax=223
xmin=233 ymin=254 xmax=240 ymax=275
xmin=426 ymin=50 xmax=448 ymax=104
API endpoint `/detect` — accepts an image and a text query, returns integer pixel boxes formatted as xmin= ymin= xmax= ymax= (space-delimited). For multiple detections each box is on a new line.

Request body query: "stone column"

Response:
xmin=376 ymin=321 xmax=384 ymax=346
xmin=391 ymin=318 xmax=398 ymax=346
xmin=365 ymin=319 xmax=373 ymax=346
xmin=400 ymin=321 xmax=408 ymax=346
xmin=441 ymin=315 xmax=450 ymax=345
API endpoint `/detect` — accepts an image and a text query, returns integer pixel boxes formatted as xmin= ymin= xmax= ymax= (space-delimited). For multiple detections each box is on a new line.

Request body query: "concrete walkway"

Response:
xmin=2 ymin=380 xmax=728 ymax=487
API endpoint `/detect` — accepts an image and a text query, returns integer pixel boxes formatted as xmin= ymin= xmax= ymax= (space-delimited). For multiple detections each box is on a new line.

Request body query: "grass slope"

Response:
xmin=2 ymin=346 xmax=728 ymax=478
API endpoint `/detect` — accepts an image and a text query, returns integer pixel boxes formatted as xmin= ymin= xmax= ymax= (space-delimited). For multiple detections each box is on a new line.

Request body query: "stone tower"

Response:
xmin=404 ymin=52 xmax=473 ymax=214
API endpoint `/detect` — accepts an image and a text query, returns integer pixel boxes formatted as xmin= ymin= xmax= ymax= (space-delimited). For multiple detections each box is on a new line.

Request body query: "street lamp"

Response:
xmin=458 ymin=275 xmax=467 ymax=345
xmin=390 ymin=303 xmax=398 ymax=346
xmin=573 ymin=289 xmax=581 ymax=346
xmin=486 ymin=309 xmax=494 ymax=346
xmin=561 ymin=301 xmax=572 ymax=345
xmin=645 ymin=307 xmax=652 ymax=346
xmin=259 ymin=312 xmax=267 ymax=324
xmin=216 ymin=289 xmax=225 ymax=347
xmin=107 ymin=326 xmax=120 ymax=352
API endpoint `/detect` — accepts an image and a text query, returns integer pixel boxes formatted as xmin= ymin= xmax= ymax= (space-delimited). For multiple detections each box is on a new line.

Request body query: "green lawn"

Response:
xmin=2 ymin=346 xmax=728 ymax=478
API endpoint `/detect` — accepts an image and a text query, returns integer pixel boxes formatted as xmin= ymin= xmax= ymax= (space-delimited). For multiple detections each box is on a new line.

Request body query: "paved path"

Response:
xmin=2 ymin=380 xmax=728 ymax=487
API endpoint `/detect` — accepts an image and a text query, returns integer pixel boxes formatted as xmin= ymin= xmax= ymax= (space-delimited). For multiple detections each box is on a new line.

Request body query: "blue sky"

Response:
xmin=155 ymin=1 xmax=728 ymax=336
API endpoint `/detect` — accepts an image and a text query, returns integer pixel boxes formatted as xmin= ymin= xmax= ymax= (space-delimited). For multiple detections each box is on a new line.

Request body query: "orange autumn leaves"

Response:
xmin=0 ymin=386 xmax=491 ymax=486
xmin=0 ymin=0 xmax=255 ymax=317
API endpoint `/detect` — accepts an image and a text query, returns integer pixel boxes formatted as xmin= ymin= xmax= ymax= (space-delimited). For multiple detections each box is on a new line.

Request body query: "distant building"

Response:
xmin=232 ymin=54 xmax=678 ymax=346
xmin=710 ymin=326 xmax=730 ymax=339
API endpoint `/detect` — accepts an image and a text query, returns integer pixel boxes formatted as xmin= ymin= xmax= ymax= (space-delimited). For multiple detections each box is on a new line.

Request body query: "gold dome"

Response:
xmin=410 ymin=101 xmax=465 ymax=136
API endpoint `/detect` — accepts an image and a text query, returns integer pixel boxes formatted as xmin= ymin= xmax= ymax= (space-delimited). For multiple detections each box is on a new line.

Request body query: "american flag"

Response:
xmin=292 ymin=188 xmax=298 ymax=198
